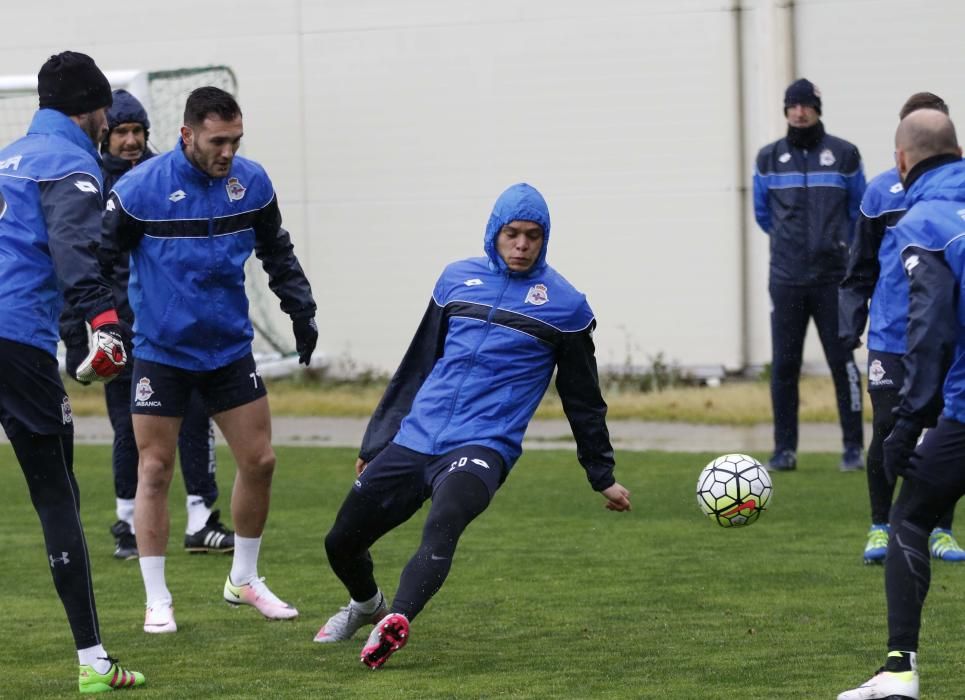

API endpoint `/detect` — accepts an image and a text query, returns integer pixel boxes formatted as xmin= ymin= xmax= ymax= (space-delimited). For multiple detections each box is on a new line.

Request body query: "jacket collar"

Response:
xmin=902 ymin=153 xmax=961 ymax=197
xmin=27 ymin=109 xmax=101 ymax=164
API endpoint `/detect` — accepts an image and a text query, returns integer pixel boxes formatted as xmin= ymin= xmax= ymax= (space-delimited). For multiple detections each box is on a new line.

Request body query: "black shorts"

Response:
xmin=130 ymin=353 xmax=266 ymax=417
xmin=867 ymin=350 xmax=903 ymax=393
xmin=354 ymin=442 xmax=507 ymax=511
xmin=0 ymin=338 xmax=73 ymax=438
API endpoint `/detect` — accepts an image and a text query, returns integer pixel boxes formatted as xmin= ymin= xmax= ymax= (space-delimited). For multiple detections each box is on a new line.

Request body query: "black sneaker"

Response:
xmin=840 ymin=446 xmax=864 ymax=472
xmin=110 ymin=520 xmax=138 ymax=560
xmin=184 ymin=509 xmax=235 ymax=554
xmin=766 ymin=449 xmax=797 ymax=472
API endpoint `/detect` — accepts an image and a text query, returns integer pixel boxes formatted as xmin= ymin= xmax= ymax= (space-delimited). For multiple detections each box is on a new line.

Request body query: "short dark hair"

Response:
xmin=183 ymin=86 xmax=241 ymax=127
xmin=899 ymin=92 xmax=949 ymax=120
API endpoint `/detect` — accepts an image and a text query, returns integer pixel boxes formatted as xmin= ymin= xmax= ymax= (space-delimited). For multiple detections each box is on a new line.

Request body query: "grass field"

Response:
xmin=3 ymin=444 xmax=965 ymax=698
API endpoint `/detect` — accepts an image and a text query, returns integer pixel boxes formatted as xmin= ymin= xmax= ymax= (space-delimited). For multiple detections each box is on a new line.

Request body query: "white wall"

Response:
xmin=4 ymin=0 xmax=964 ymax=374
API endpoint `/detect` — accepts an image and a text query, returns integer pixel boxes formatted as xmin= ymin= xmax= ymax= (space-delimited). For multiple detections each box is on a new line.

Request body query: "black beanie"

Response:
xmin=784 ymin=78 xmax=822 ymax=115
xmin=38 ymin=51 xmax=113 ymax=115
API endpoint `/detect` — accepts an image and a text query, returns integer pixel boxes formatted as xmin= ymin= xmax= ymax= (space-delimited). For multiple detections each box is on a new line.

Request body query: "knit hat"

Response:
xmin=784 ymin=78 xmax=822 ymax=115
xmin=38 ymin=51 xmax=113 ymax=115
xmin=106 ymin=90 xmax=150 ymax=133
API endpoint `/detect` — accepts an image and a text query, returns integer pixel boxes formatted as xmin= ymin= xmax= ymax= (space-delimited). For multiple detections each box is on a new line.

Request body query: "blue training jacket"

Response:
xmin=839 ymin=168 xmax=909 ymax=354
xmin=890 ymin=156 xmax=965 ymax=426
xmin=360 ymin=183 xmax=616 ymax=490
xmin=753 ymin=127 xmax=866 ymax=285
xmin=102 ymin=142 xmax=316 ymax=371
xmin=0 ymin=109 xmax=115 ymax=356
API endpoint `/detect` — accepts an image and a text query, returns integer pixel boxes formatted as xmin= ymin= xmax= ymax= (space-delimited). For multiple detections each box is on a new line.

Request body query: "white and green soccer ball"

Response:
xmin=696 ymin=453 xmax=772 ymax=528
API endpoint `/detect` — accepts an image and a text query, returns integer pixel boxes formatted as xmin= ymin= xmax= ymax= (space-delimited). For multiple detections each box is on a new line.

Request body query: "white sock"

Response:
xmin=77 ymin=644 xmax=111 ymax=674
xmin=185 ymin=495 xmax=211 ymax=535
xmin=229 ymin=535 xmax=262 ymax=586
xmin=352 ymin=590 xmax=384 ymax=614
xmin=116 ymin=498 xmax=135 ymax=530
xmin=138 ymin=556 xmax=171 ymax=606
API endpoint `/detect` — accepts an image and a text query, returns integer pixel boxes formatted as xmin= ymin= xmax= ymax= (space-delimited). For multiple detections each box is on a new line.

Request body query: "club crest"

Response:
xmin=135 ymin=377 xmax=154 ymax=403
xmin=525 ymin=283 xmax=549 ymax=306
xmin=61 ymin=396 xmax=73 ymax=425
xmin=819 ymin=149 xmax=836 ymax=167
xmin=868 ymin=359 xmax=886 ymax=384
xmin=226 ymin=177 xmax=246 ymax=201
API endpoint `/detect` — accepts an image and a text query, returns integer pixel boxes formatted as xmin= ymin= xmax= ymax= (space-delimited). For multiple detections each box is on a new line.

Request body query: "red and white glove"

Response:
xmin=75 ymin=310 xmax=128 ymax=384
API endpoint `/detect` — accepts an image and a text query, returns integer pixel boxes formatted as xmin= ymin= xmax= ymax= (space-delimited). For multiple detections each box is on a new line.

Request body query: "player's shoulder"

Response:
xmin=821 ymin=132 xmax=861 ymax=159
xmin=433 ymin=257 xmax=491 ymax=302
xmin=860 ymin=168 xmax=905 ymax=214
xmin=755 ymin=138 xmax=784 ymax=164
xmin=517 ymin=264 xmax=595 ymax=332
xmin=0 ymin=133 xmax=99 ymax=183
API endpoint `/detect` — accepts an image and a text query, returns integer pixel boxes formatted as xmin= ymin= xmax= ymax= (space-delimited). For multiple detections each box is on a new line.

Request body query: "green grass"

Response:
xmin=3 ymin=445 xmax=965 ymax=698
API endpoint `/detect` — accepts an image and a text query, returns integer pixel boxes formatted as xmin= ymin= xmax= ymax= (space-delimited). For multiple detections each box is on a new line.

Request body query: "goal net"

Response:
xmin=0 ymin=65 xmax=299 ymax=365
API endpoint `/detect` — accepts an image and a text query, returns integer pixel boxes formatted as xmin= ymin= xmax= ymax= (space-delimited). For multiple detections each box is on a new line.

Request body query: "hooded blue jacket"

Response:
xmin=102 ymin=142 xmax=316 ymax=371
xmin=754 ymin=127 xmax=866 ymax=285
xmin=890 ymin=156 xmax=965 ymax=425
xmin=839 ymin=168 xmax=909 ymax=354
xmin=0 ymin=109 xmax=115 ymax=356
xmin=360 ymin=183 xmax=615 ymax=490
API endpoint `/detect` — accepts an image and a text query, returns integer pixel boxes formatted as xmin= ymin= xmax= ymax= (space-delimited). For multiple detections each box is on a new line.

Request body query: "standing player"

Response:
xmin=0 ymin=51 xmax=144 ymax=693
xmin=753 ymin=78 xmax=866 ymax=471
xmin=101 ymin=87 xmax=318 ymax=633
xmin=839 ymin=92 xmax=965 ymax=565
xmin=64 ymin=88 xmax=233 ymax=560
xmin=838 ymin=109 xmax=964 ymax=700
xmin=314 ymin=183 xmax=631 ymax=669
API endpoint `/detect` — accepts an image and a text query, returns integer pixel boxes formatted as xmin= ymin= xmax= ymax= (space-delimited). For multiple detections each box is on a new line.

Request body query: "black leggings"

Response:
xmin=325 ymin=471 xmax=491 ymax=621
xmin=11 ymin=432 xmax=100 ymax=649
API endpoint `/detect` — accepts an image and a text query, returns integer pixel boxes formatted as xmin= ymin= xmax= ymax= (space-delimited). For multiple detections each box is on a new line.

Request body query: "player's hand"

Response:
xmin=883 ymin=418 xmax=921 ymax=484
xmin=65 ymin=341 xmax=92 ymax=385
xmin=601 ymin=482 xmax=631 ymax=511
xmin=355 ymin=458 xmax=368 ymax=476
xmin=75 ymin=311 xmax=127 ymax=383
xmin=293 ymin=316 xmax=318 ymax=366
xmin=840 ymin=335 xmax=862 ymax=351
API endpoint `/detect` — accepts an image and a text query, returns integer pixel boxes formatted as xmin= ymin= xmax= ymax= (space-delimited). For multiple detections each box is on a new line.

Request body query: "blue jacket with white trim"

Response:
xmin=754 ymin=127 xmax=866 ymax=285
xmin=0 ymin=109 xmax=115 ymax=356
xmin=890 ymin=156 xmax=965 ymax=426
xmin=360 ymin=183 xmax=616 ymax=490
xmin=838 ymin=168 xmax=909 ymax=354
xmin=102 ymin=142 xmax=315 ymax=371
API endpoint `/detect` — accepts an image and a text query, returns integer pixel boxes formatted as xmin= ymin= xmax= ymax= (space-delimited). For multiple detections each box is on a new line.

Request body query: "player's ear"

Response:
xmin=180 ymin=124 xmax=193 ymax=147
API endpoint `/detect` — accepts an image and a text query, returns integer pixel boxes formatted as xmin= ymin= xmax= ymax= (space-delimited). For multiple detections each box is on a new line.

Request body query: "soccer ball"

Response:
xmin=696 ymin=453 xmax=772 ymax=528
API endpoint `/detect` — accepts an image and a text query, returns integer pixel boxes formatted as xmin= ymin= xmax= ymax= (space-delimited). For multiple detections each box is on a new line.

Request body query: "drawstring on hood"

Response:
xmin=483 ymin=183 xmax=551 ymax=275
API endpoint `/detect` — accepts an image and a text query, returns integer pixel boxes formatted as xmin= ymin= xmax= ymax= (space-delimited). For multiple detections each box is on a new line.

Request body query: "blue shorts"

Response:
xmin=0 ymin=338 xmax=73 ymax=438
xmin=130 ymin=353 xmax=266 ymax=417
xmin=354 ymin=442 xmax=507 ymax=511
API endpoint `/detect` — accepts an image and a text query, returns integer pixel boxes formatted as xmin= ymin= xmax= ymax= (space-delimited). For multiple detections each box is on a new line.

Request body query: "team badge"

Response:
xmin=525 ymin=283 xmax=549 ymax=306
xmin=135 ymin=377 xmax=155 ymax=403
xmin=226 ymin=177 xmax=246 ymax=201
xmin=778 ymin=153 xmax=791 ymax=163
xmin=61 ymin=396 xmax=73 ymax=425
xmin=868 ymin=360 xmax=886 ymax=384
xmin=819 ymin=149 xmax=836 ymax=167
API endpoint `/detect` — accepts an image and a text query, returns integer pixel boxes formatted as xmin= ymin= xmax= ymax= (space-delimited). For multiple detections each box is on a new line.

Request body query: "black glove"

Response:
xmin=292 ymin=316 xmax=318 ymax=366
xmin=882 ymin=418 xmax=922 ymax=484
xmin=65 ymin=342 xmax=91 ymax=386
xmin=840 ymin=335 xmax=862 ymax=351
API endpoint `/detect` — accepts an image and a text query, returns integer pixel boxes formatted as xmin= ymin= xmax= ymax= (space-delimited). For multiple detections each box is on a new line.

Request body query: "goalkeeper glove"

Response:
xmin=65 ymin=341 xmax=92 ymax=386
xmin=292 ymin=316 xmax=318 ymax=366
xmin=75 ymin=310 xmax=127 ymax=383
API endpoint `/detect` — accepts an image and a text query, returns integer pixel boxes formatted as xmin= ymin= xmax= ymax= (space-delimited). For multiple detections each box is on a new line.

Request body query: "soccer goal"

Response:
xmin=0 ymin=65 xmax=306 ymax=368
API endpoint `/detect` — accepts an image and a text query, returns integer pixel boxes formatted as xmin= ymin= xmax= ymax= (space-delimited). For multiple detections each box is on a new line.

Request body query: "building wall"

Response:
xmin=2 ymin=0 xmax=962 ymax=374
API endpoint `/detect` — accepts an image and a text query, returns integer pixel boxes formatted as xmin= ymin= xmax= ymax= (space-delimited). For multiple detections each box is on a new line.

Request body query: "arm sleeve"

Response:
xmin=555 ymin=322 xmax=616 ymax=491
xmin=359 ymin=298 xmax=448 ymax=462
xmin=896 ymin=246 xmax=955 ymax=425
xmin=253 ymin=195 xmax=316 ymax=319
xmin=838 ymin=211 xmax=883 ymax=348
xmin=39 ymin=176 xmax=114 ymax=325
xmin=846 ymin=151 xmax=867 ymax=233
xmin=752 ymin=165 xmax=772 ymax=234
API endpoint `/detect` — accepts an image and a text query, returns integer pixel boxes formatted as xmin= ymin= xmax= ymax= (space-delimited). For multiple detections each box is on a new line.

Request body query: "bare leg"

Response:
xmin=132 ymin=415 xmax=182 ymax=556
xmin=212 ymin=396 xmax=275 ymax=538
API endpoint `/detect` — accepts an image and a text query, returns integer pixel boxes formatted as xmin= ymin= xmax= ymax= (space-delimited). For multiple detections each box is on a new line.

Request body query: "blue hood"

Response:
xmin=905 ymin=157 xmax=965 ymax=208
xmin=483 ymin=183 xmax=551 ymax=275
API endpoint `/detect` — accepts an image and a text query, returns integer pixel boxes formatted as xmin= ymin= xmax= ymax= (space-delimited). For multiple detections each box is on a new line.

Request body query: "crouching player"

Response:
xmin=314 ymin=183 xmax=631 ymax=669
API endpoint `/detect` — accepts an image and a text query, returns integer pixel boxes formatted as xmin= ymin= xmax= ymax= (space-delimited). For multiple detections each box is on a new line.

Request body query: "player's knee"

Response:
xmin=137 ymin=454 xmax=175 ymax=493
xmin=242 ymin=448 xmax=276 ymax=481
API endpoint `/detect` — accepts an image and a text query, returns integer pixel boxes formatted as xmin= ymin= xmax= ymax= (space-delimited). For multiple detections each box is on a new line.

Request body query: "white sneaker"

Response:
xmin=837 ymin=652 xmax=919 ymax=699
xmin=143 ymin=600 xmax=177 ymax=634
xmin=223 ymin=576 xmax=298 ymax=620
xmin=314 ymin=595 xmax=388 ymax=643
